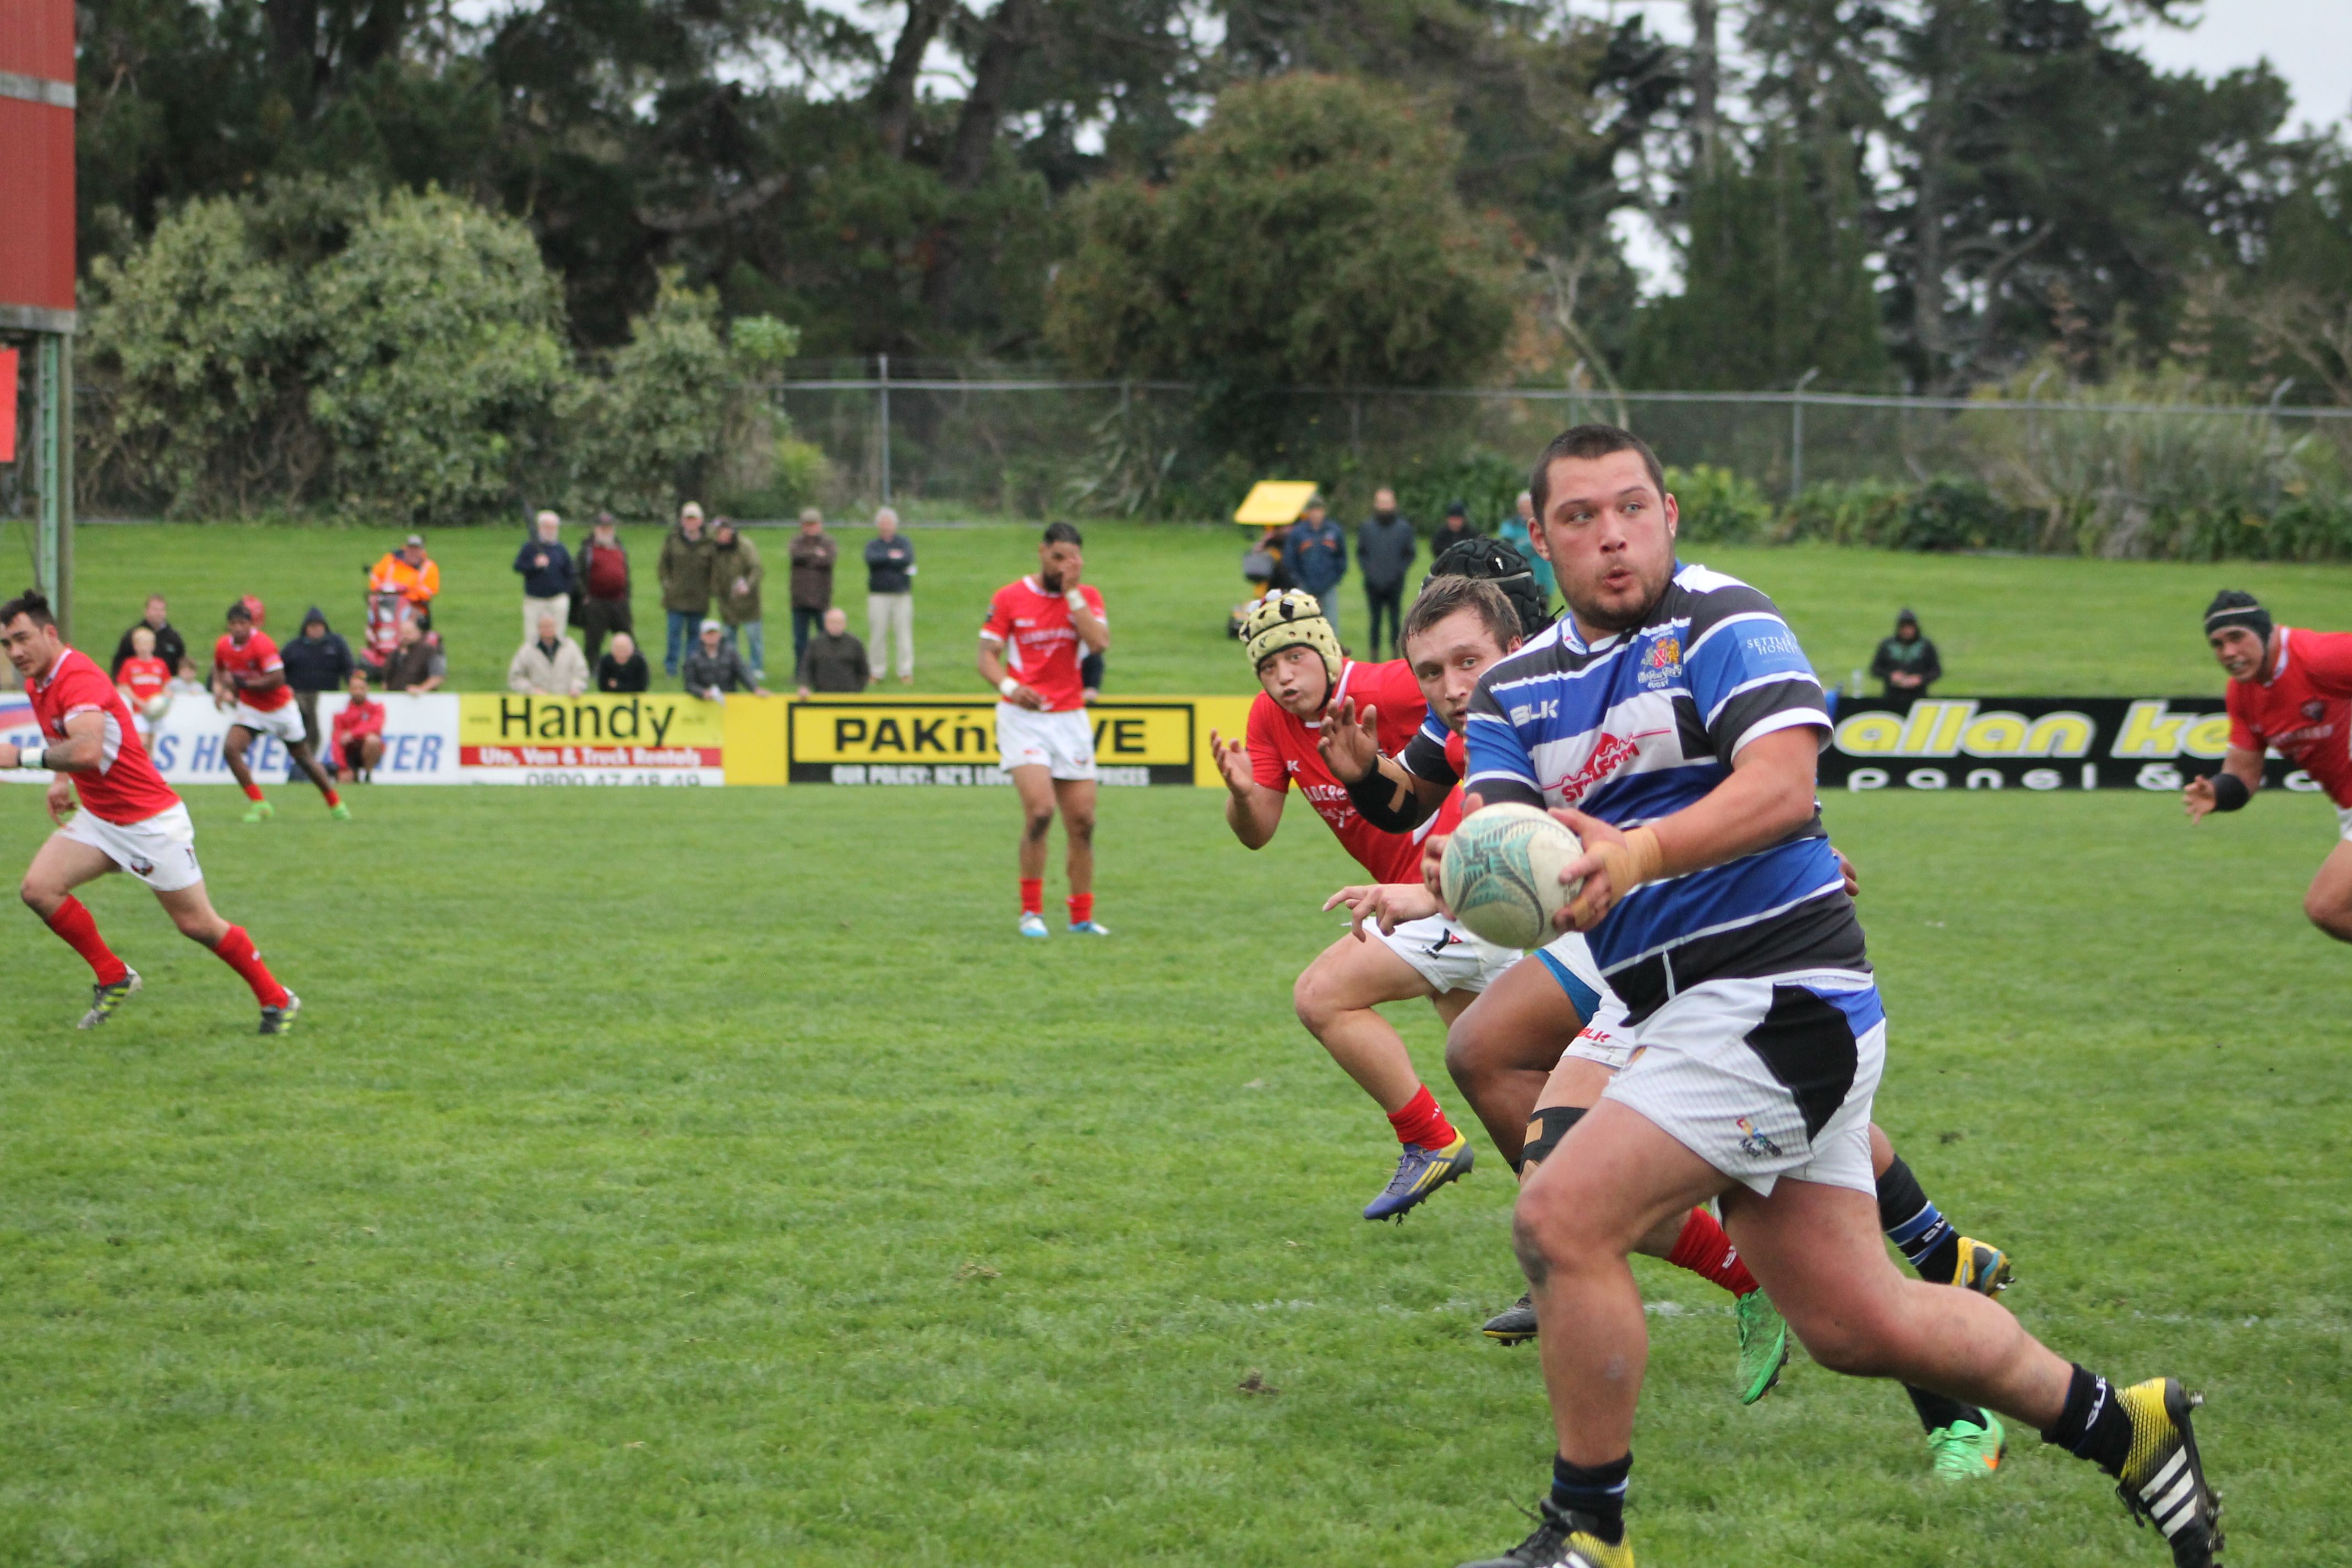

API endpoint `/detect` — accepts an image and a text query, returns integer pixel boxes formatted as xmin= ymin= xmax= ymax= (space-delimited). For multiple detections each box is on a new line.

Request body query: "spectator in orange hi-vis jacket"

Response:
xmin=369 ymin=533 xmax=441 ymax=623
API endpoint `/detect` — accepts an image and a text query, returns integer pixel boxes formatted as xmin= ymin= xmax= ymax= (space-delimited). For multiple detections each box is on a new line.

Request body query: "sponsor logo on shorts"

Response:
xmin=1735 ymin=1115 xmax=1784 ymax=1159
xmin=128 ymin=856 xmax=155 ymax=876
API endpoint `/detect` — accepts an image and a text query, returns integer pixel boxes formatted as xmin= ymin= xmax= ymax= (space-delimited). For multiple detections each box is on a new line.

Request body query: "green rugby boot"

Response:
xmin=1734 ymin=1289 xmax=1789 ymax=1405
xmin=1927 ymin=1411 xmax=2006 ymax=1480
xmin=242 ymin=798 xmax=275 ymax=824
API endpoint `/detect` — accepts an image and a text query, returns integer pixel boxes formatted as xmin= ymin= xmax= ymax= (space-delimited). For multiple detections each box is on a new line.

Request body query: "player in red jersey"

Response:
xmin=2186 ymin=588 xmax=2352 ymax=939
xmin=211 ymin=599 xmax=347 ymax=823
xmin=2 ymin=591 xmax=302 ymax=1033
xmin=1207 ymin=589 xmax=1513 ymax=1219
xmin=977 ymin=522 xmax=1110 ymax=938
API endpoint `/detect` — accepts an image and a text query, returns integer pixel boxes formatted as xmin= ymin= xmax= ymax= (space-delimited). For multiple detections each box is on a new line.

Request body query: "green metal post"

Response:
xmin=36 ymin=333 xmax=70 ymax=640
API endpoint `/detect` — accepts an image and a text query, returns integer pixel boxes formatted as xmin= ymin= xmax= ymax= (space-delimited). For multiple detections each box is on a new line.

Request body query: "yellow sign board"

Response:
xmin=459 ymin=693 xmax=726 ymax=778
xmin=1233 ymin=481 xmax=1320 ymax=526
xmin=789 ymin=699 xmax=1209 ymax=786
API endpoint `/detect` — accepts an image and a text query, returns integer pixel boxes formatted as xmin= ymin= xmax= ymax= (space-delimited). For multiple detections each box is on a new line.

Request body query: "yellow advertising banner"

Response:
xmin=786 ymin=697 xmax=1255 ymax=786
xmin=458 ymin=693 xmax=728 ymax=783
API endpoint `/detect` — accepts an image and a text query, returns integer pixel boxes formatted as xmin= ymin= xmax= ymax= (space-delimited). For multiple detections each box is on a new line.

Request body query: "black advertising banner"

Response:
xmin=1820 ymin=696 xmax=2316 ymax=794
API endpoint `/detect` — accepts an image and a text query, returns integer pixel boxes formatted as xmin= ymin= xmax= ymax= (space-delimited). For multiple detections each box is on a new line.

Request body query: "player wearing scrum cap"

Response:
xmin=978 ymin=522 xmax=1111 ymax=938
xmin=1208 ymin=589 xmax=1510 ymax=1220
xmin=2 ymin=590 xmax=302 ymax=1034
xmin=2186 ymin=587 xmax=2352 ymax=941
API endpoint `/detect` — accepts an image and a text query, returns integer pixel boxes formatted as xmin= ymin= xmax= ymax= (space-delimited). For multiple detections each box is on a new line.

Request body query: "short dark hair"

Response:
xmin=1042 ymin=521 xmax=1084 ymax=547
xmin=1528 ymin=424 xmax=1667 ymax=521
xmin=226 ymin=600 xmax=254 ymax=622
xmin=0 ymin=589 xmax=56 ymax=628
xmin=1403 ymin=575 xmax=1521 ymax=657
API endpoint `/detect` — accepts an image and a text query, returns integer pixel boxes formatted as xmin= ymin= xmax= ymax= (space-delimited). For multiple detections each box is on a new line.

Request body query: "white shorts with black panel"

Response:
xmin=1379 ymin=914 xmax=1519 ymax=995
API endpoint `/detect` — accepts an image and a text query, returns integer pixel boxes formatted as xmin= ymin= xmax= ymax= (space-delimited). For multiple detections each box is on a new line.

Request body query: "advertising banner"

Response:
xmin=788 ymin=699 xmax=1206 ymax=786
xmin=1821 ymin=696 xmax=2317 ymax=794
xmin=457 ymin=694 xmax=725 ymax=786
xmin=2 ymin=692 xmax=464 ymax=785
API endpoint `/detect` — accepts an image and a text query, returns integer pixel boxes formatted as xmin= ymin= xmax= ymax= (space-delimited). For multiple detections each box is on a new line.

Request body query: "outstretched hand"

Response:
xmin=1209 ymin=729 xmax=1254 ymax=798
xmin=1315 ymin=697 xmax=1381 ymax=785
xmin=1322 ymin=881 xmax=1439 ymax=940
xmin=2182 ymin=775 xmax=2217 ymax=824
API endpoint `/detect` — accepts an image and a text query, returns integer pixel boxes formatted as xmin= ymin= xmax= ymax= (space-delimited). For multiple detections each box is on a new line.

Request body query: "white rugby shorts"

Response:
xmin=62 ymin=801 xmax=204 ymax=892
xmin=1381 ymin=914 xmax=1518 ymax=996
xmin=1537 ymin=931 xmax=1637 ymax=1069
xmin=1602 ymin=969 xmax=1885 ymax=1197
xmin=2335 ymin=804 xmax=2352 ymax=842
xmin=995 ymin=701 xmax=1095 ymax=781
xmin=230 ymin=700 xmax=306 ymax=745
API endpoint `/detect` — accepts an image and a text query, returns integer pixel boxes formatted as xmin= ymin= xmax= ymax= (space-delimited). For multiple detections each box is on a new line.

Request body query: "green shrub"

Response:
xmin=1896 ymin=476 xmax=2027 ymax=552
xmin=1665 ymin=463 xmax=1776 ymax=543
xmin=1782 ymin=478 xmax=1910 ymax=547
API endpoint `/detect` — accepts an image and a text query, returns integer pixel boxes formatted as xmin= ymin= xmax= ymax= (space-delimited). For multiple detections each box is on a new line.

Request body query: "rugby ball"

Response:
xmin=1440 ymin=804 xmax=1585 ymax=949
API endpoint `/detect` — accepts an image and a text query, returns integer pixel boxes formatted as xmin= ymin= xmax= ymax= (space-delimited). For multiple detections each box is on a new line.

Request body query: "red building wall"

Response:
xmin=0 ymin=0 xmax=77 ymax=322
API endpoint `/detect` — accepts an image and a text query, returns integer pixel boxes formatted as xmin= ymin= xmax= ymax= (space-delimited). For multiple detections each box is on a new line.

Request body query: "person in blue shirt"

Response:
xmin=1281 ymin=496 xmax=1348 ymax=642
xmin=1441 ymin=425 xmax=2219 ymax=1568
xmin=513 ymin=510 xmax=574 ymax=647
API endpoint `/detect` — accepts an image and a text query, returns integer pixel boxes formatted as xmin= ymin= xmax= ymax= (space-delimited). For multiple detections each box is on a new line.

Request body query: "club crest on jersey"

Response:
xmin=2305 ymin=700 xmax=2327 ymax=721
xmin=1735 ymin=1116 xmax=1784 ymax=1159
xmin=1637 ymin=634 xmax=1684 ymax=689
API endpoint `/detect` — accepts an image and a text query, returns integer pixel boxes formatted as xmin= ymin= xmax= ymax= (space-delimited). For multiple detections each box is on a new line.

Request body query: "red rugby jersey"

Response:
xmin=2227 ymin=625 xmax=2352 ymax=807
xmin=28 ymin=647 xmax=182 ymax=825
xmin=214 ymin=630 xmax=293 ymax=712
xmin=118 ymin=655 xmax=171 ymax=707
xmin=980 ymin=576 xmax=1106 ymax=714
xmin=1246 ymin=658 xmax=1465 ymax=884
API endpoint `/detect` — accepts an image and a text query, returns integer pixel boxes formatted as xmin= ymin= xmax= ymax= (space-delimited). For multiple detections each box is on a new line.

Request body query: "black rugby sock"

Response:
xmin=2040 ymin=1363 xmax=2133 ymax=1477
xmin=1550 ymin=1452 xmax=1629 ymax=1544
xmin=1904 ymin=1384 xmax=1985 ymax=1434
xmin=1876 ymin=1155 xmax=1963 ymax=1284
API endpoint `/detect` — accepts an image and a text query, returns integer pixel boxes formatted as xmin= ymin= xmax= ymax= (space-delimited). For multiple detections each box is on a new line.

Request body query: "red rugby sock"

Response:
xmin=1019 ymin=878 xmax=1044 ymax=916
xmin=1668 ymin=1207 xmax=1759 ymax=1297
xmin=212 ymin=926 xmax=290 ymax=1008
xmin=47 ymin=897 xmax=129 ymax=987
xmin=241 ymin=782 xmax=265 ymax=802
xmin=1386 ymin=1084 xmax=1458 ymax=1150
xmin=1068 ymin=892 xmax=1093 ymax=925
xmin=322 ymin=786 xmax=341 ymax=808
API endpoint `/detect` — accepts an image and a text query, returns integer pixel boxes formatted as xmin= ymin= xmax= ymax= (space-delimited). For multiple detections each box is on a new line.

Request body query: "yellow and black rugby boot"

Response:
xmin=1454 ymin=1502 xmax=1633 ymax=1568
xmin=78 ymin=967 xmax=143 ymax=1030
xmin=1483 ymin=1291 xmax=1539 ymax=1345
xmin=1363 ymin=1131 xmax=1473 ymax=1222
xmin=1948 ymin=1235 xmax=2015 ymax=1295
xmin=2116 ymin=1379 xmax=2223 ymax=1566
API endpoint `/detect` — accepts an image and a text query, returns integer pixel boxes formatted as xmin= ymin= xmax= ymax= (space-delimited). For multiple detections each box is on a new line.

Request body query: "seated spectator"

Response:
xmin=381 ymin=617 xmax=448 ymax=694
xmin=112 ymin=594 xmax=193 ymax=680
xmin=1871 ymin=607 xmax=1942 ymax=698
xmin=116 ymin=624 xmax=175 ymax=734
xmin=683 ymin=617 xmax=767 ymax=702
xmin=331 ymin=669 xmax=386 ymax=782
xmin=509 ymin=613 xmax=590 ymax=696
xmin=282 ymin=607 xmax=356 ymax=763
xmin=597 ymin=629 xmax=650 ymax=693
xmin=797 ymin=605 xmax=870 ymax=697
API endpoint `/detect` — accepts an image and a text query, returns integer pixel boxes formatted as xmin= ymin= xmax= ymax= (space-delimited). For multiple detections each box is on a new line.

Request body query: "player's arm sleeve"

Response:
xmin=978 ymin=591 xmax=1010 ymax=644
xmin=1244 ymin=698 xmax=1289 ymax=792
xmin=1462 ymin=680 xmax=1544 ymax=809
xmin=1684 ymin=595 xmax=1831 ymax=760
xmin=2290 ymin=629 xmax=2352 ymax=698
xmin=1349 ymin=721 xmax=1451 ymax=832
xmin=1398 ymin=714 xmax=1456 ymax=786
xmin=2226 ymin=686 xmax=2259 ymax=754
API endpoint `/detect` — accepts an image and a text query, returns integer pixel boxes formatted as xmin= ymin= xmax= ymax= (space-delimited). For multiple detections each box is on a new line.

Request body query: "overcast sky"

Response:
xmin=2119 ymin=0 xmax=2352 ymax=131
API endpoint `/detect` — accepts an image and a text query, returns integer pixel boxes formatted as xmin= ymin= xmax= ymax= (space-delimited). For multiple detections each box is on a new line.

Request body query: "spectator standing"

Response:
xmin=657 ymin=502 xmax=716 ymax=680
xmin=509 ymin=613 xmax=590 ymax=696
xmin=797 ymin=606 xmax=871 ymax=696
xmin=382 ymin=619 xmax=447 ymax=694
xmin=597 ymin=630 xmax=650 ymax=693
xmin=514 ymin=510 xmax=574 ymax=644
xmin=574 ymin=512 xmax=634 ymax=667
xmin=788 ymin=508 xmax=838 ymax=669
xmin=368 ymin=534 xmax=440 ymax=626
xmin=1282 ymin=496 xmax=1349 ymax=640
xmin=710 ymin=518 xmax=767 ymax=677
xmin=1495 ymin=489 xmax=1555 ymax=606
xmin=683 ymin=618 xmax=769 ymax=701
xmin=331 ymin=669 xmax=386 ymax=782
xmin=863 ymin=507 xmax=917 ymax=684
xmin=281 ymin=607 xmax=356 ymax=767
xmin=1430 ymin=499 xmax=1477 ymax=554
xmin=1357 ymin=486 xmax=1417 ymax=660
xmin=111 ymin=594 xmax=192 ymax=680
xmin=1871 ymin=607 xmax=1943 ymax=698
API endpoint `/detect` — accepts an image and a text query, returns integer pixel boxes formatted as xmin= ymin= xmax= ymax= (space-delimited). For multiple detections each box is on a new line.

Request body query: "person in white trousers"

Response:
xmin=863 ymin=507 xmax=917 ymax=685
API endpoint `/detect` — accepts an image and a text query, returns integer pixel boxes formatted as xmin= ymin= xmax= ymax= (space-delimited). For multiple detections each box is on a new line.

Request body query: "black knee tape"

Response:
xmin=1521 ymin=1104 xmax=1586 ymax=1166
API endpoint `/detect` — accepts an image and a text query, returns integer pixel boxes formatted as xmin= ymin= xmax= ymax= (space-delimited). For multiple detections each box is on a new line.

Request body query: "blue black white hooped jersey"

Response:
xmin=1463 ymin=562 xmax=1861 ymax=1010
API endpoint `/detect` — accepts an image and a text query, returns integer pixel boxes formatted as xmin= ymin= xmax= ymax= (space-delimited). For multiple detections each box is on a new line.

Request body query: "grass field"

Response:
xmin=34 ymin=516 xmax=2352 ymax=696
xmin=4 ymin=778 xmax=2348 ymax=1567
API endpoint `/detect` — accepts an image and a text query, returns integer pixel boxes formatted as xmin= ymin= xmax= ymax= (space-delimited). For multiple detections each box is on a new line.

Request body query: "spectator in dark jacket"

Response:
xmin=788 ymin=508 xmax=838 ymax=669
xmin=596 ymin=630 xmax=650 ymax=693
xmin=514 ymin=510 xmax=574 ymax=645
xmin=382 ymin=618 xmax=448 ymax=694
xmin=797 ymin=606 xmax=871 ymax=696
xmin=574 ymin=512 xmax=634 ymax=667
xmin=1431 ymin=499 xmax=1477 ymax=554
xmin=281 ymin=606 xmax=357 ymax=767
xmin=111 ymin=595 xmax=192 ymax=680
xmin=657 ymin=502 xmax=716 ymax=679
xmin=1282 ymin=497 xmax=1349 ymax=640
xmin=1357 ymin=487 xmax=1417 ymax=659
xmin=1870 ymin=608 xmax=1943 ymax=698
xmin=683 ymin=618 xmax=769 ymax=701
xmin=863 ymin=507 xmax=916 ymax=684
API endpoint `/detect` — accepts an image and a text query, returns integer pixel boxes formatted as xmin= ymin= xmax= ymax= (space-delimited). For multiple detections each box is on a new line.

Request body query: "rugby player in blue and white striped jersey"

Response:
xmin=1440 ymin=426 xmax=2220 ymax=1568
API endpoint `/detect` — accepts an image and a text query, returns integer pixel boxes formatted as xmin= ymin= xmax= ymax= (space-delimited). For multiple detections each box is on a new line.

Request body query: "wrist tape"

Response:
xmin=998 ymin=676 xmax=1021 ymax=699
xmin=1571 ymin=826 xmax=1664 ymax=923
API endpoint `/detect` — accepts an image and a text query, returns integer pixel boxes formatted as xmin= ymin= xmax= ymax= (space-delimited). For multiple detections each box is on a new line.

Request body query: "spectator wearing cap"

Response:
xmin=369 ymin=534 xmax=440 ymax=625
xmin=658 ymin=502 xmax=716 ymax=681
xmin=111 ymin=594 xmax=193 ymax=682
xmin=382 ymin=617 xmax=447 ymax=694
xmin=597 ymin=630 xmax=650 ymax=693
xmin=514 ymin=510 xmax=574 ymax=645
xmin=1431 ymin=499 xmax=1478 ymax=554
xmin=863 ymin=507 xmax=917 ymax=684
xmin=1357 ymin=486 xmax=1417 ymax=660
xmin=281 ymin=606 xmax=356 ymax=766
xmin=1870 ymin=608 xmax=1942 ymax=698
xmin=1496 ymin=489 xmax=1555 ymax=605
xmin=711 ymin=517 xmax=767 ymax=678
xmin=1281 ymin=495 xmax=1349 ymax=641
xmin=788 ymin=507 xmax=838 ymax=669
xmin=509 ymin=613 xmax=589 ymax=696
xmin=798 ymin=606 xmax=870 ymax=698
xmin=683 ymin=617 xmax=768 ymax=702
xmin=574 ymin=512 xmax=634 ymax=667
xmin=331 ymin=669 xmax=386 ymax=782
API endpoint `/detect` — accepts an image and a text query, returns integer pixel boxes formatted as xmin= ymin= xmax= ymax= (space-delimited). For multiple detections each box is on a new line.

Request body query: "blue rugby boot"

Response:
xmin=1363 ymin=1132 xmax=1473 ymax=1221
